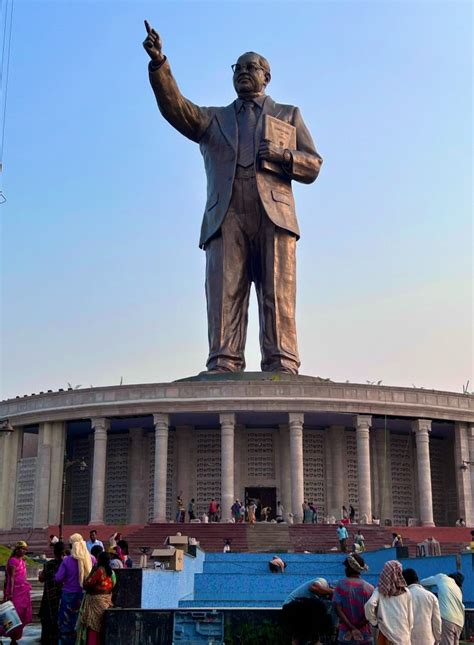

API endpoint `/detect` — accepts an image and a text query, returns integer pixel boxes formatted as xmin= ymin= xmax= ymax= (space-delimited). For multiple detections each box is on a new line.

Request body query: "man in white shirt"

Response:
xmin=85 ymin=529 xmax=104 ymax=553
xmin=420 ymin=572 xmax=465 ymax=645
xmin=365 ymin=560 xmax=413 ymax=645
xmin=403 ymin=568 xmax=442 ymax=644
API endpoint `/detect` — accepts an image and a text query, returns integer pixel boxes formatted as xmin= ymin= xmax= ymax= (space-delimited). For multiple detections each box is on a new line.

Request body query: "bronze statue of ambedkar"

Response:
xmin=143 ymin=21 xmax=322 ymax=374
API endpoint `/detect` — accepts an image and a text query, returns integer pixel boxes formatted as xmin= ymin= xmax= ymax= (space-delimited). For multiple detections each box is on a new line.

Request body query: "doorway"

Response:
xmin=245 ymin=487 xmax=277 ymax=521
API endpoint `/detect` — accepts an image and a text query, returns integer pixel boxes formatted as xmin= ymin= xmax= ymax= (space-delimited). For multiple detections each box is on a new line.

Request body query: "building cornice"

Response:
xmin=1 ymin=378 xmax=473 ymax=426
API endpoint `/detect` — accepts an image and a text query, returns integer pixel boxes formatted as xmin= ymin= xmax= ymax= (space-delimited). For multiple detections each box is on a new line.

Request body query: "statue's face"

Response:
xmin=233 ymin=53 xmax=269 ymax=98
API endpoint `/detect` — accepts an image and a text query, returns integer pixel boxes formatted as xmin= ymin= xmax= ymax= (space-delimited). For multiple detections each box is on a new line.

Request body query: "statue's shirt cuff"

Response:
xmin=148 ymin=56 xmax=167 ymax=73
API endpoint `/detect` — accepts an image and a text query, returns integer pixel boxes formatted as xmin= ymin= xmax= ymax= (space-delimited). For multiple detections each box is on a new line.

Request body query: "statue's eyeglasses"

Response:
xmin=231 ymin=63 xmax=265 ymax=74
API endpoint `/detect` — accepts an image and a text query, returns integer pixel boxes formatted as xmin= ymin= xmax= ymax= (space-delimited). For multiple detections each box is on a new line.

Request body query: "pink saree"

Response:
xmin=4 ymin=556 xmax=32 ymax=640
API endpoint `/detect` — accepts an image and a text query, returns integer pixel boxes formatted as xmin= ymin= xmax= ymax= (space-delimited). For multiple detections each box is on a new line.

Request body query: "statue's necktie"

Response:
xmin=238 ymin=101 xmax=257 ymax=167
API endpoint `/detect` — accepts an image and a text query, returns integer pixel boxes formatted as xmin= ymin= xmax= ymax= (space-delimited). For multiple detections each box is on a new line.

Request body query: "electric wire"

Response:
xmin=0 ymin=0 xmax=14 ymax=202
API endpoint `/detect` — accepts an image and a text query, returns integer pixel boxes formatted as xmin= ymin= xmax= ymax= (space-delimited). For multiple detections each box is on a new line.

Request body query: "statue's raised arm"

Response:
xmin=142 ymin=21 xmax=211 ymax=143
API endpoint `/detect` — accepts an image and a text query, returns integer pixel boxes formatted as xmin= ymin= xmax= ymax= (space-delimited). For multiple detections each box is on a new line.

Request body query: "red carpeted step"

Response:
xmin=0 ymin=523 xmax=470 ymax=556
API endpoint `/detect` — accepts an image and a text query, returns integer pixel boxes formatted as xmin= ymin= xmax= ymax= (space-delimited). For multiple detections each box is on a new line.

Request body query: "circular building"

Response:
xmin=0 ymin=373 xmax=473 ymax=530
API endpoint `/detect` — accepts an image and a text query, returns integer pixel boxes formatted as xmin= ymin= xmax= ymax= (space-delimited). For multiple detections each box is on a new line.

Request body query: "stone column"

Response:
xmin=152 ymin=413 xmax=169 ymax=523
xmin=34 ymin=422 xmax=53 ymax=528
xmin=412 ymin=418 xmax=434 ymax=526
xmin=370 ymin=432 xmax=379 ymax=518
xmin=128 ymin=428 xmax=146 ymax=524
xmin=289 ymin=413 xmax=304 ymax=522
xmin=234 ymin=424 xmax=245 ymax=504
xmin=220 ymin=413 xmax=235 ymax=522
xmin=0 ymin=426 xmax=22 ymax=530
xmin=355 ymin=415 xmax=372 ymax=522
xmin=48 ymin=421 xmax=66 ymax=526
xmin=375 ymin=425 xmax=393 ymax=523
xmin=89 ymin=418 xmax=110 ymax=525
xmin=328 ymin=426 xmax=345 ymax=519
xmin=323 ymin=428 xmax=332 ymax=520
xmin=279 ymin=424 xmax=292 ymax=518
xmin=176 ymin=425 xmax=193 ymax=507
xmin=454 ymin=422 xmax=474 ymax=526
xmin=468 ymin=424 xmax=474 ymax=513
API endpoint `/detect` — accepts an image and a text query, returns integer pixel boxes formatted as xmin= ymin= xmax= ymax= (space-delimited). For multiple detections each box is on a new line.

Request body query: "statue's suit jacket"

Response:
xmin=148 ymin=59 xmax=322 ymax=248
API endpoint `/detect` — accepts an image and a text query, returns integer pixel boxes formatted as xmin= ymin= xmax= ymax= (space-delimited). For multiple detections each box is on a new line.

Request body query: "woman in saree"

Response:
xmin=2 ymin=540 xmax=33 ymax=644
xmin=55 ymin=533 xmax=92 ymax=645
xmin=247 ymin=500 xmax=256 ymax=524
xmin=76 ymin=551 xmax=116 ymax=645
xmin=38 ymin=541 xmax=65 ymax=644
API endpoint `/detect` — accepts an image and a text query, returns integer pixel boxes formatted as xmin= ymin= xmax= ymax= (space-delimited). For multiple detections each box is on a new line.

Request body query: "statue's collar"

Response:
xmin=235 ymin=94 xmax=267 ymax=112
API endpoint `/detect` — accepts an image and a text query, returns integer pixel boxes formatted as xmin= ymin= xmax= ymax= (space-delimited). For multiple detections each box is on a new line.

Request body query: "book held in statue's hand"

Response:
xmin=261 ymin=114 xmax=296 ymax=175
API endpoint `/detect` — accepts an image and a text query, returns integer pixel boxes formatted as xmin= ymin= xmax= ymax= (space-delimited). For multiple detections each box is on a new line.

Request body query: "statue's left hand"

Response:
xmin=259 ymin=141 xmax=286 ymax=164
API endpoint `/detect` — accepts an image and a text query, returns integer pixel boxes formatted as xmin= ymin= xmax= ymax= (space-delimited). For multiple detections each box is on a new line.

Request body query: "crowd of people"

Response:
xmin=1 ymin=530 xmax=132 ymax=644
xmin=172 ymin=497 xmax=382 ymax=527
xmin=282 ymin=553 xmax=466 ymax=645
xmin=336 ymin=524 xmax=369 ymax=553
xmin=1 ymin=525 xmax=470 ymax=644
xmin=174 ymin=495 xmax=338 ymax=524
xmin=172 ymin=495 xmax=285 ymax=523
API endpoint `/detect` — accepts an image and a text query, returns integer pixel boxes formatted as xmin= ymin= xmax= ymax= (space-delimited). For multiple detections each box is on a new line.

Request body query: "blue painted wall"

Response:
xmin=141 ymin=549 xmax=205 ymax=609
xmin=140 ymin=548 xmax=474 ymax=610
xmin=192 ymin=572 xmax=380 ymax=602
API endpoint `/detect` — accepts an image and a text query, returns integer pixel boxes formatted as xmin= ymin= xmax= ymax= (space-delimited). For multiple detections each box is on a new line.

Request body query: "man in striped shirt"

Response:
xmin=333 ymin=553 xmax=374 ymax=645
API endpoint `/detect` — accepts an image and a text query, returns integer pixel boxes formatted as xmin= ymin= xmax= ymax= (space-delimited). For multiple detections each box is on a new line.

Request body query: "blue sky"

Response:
xmin=1 ymin=0 xmax=472 ymax=399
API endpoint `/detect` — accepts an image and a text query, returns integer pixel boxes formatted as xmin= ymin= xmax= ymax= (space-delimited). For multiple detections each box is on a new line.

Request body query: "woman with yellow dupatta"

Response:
xmin=55 ymin=533 xmax=92 ymax=645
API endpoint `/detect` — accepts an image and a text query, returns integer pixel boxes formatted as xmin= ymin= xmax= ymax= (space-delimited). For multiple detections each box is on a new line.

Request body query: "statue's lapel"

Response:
xmin=216 ymin=104 xmax=237 ymax=152
xmin=255 ymin=95 xmax=274 ymax=147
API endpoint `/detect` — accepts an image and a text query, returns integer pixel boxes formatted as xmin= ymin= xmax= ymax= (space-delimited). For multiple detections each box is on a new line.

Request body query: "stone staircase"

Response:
xmin=289 ymin=524 xmax=396 ymax=553
xmin=0 ymin=529 xmax=49 ymax=555
xmin=0 ymin=524 xmax=143 ymax=554
xmin=289 ymin=524 xmax=467 ymax=557
xmin=30 ymin=579 xmax=43 ymax=623
xmin=246 ymin=522 xmax=292 ymax=552
xmin=126 ymin=522 xmax=248 ymax=556
xmin=391 ymin=525 xmax=473 ymax=556
xmin=0 ymin=523 xmax=470 ymax=558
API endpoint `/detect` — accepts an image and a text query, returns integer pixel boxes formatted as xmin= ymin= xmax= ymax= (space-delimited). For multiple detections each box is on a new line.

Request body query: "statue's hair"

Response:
xmin=239 ymin=51 xmax=271 ymax=77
